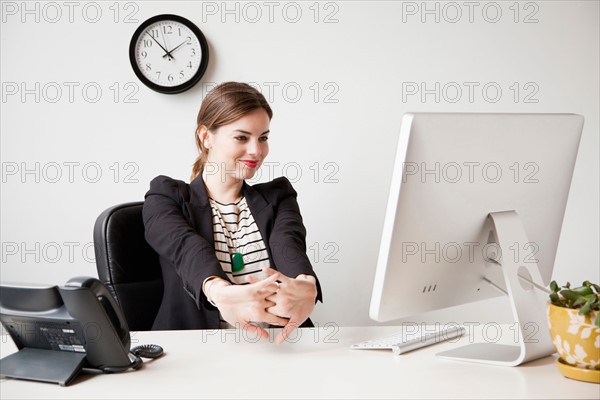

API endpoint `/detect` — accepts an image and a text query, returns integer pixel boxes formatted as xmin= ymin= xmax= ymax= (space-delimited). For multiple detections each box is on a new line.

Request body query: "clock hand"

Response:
xmin=146 ymin=31 xmax=174 ymax=60
xmin=159 ymin=28 xmax=175 ymax=60
xmin=162 ymin=39 xmax=188 ymax=58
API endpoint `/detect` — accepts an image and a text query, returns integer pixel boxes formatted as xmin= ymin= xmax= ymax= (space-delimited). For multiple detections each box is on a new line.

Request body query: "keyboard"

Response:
xmin=351 ymin=325 xmax=465 ymax=355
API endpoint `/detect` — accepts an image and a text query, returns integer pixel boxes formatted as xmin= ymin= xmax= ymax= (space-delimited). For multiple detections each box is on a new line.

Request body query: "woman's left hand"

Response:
xmin=247 ymin=267 xmax=317 ymax=344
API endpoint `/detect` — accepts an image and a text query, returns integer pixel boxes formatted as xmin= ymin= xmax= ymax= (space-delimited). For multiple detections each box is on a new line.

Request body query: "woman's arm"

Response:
xmin=142 ymin=175 xmax=228 ymax=309
xmin=266 ymin=177 xmax=323 ymax=302
xmin=250 ymin=177 xmax=324 ymax=343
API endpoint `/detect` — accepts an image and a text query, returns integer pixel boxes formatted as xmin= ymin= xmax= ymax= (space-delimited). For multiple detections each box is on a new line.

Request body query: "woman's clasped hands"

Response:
xmin=206 ymin=267 xmax=317 ymax=344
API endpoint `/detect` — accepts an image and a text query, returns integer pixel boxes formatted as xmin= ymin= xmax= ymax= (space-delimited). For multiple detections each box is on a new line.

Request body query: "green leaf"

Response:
xmin=565 ymin=282 xmax=571 ymax=289
xmin=550 ymin=281 xmax=559 ymax=293
xmin=579 ymin=303 xmax=591 ymax=315
xmin=571 ymin=286 xmax=594 ymax=296
xmin=581 ymin=280 xmax=600 ymax=293
xmin=572 ymin=297 xmax=588 ymax=307
xmin=550 ymin=293 xmax=566 ymax=307
xmin=583 ymin=293 xmax=597 ymax=303
xmin=560 ymin=289 xmax=581 ymax=302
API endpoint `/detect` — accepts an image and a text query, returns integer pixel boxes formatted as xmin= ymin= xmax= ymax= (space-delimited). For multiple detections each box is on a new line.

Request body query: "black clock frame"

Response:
xmin=129 ymin=14 xmax=209 ymax=94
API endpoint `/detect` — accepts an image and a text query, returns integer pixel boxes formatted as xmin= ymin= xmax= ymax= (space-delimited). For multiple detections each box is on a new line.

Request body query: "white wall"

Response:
xmin=1 ymin=1 xmax=598 ymax=327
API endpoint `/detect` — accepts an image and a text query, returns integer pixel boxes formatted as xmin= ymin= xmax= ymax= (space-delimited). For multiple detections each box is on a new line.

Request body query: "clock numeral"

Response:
xmin=143 ymin=39 xmax=152 ymax=48
xmin=191 ymin=48 xmax=196 ymax=56
xmin=186 ymin=36 xmax=192 ymax=45
xmin=178 ymin=27 xmax=182 ymax=36
xmin=150 ymin=29 xmax=159 ymax=39
xmin=179 ymin=71 xmax=185 ymax=79
xmin=163 ymin=25 xmax=173 ymax=34
xmin=141 ymin=51 xmax=147 ymax=59
xmin=168 ymin=74 xmax=174 ymax=82
xmin=155 ymin=72 xmax=161 ymax=79
xmin=145 ymin=63 xmax=151 ymax=71
xmin=187 ymin=61 xmax=193 ymax=69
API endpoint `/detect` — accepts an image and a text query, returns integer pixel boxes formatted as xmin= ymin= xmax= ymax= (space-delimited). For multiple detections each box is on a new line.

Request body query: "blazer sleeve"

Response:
xmin=268 ymin=177 xmax=323 ymax=303
xmin=142 ymin=175 xmax=229 ymax=310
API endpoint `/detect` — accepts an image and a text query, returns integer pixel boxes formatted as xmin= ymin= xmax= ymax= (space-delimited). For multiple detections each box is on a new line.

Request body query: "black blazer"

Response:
xmin=142 ymin=174 xmax=323 ymax=330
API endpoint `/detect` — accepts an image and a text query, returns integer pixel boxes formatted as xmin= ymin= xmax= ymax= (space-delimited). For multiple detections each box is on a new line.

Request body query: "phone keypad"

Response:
xmin=40 ymin=326 xmax=86 ymax=353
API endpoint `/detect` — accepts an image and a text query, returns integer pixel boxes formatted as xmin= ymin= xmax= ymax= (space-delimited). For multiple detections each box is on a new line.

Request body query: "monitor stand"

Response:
xmin=0 ymin=347 xmax=86 ymax=386
xmin=436 ymin=210 xmax=555 ymax=366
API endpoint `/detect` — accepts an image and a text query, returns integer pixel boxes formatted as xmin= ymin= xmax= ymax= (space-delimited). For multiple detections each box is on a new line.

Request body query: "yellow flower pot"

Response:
xmin=547 ymin=302 xmax=599 ymax=382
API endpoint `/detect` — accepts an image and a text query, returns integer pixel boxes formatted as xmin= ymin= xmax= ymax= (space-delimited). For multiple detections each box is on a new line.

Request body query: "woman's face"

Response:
xmin=202 ymin=108 xmax=270 ymax=182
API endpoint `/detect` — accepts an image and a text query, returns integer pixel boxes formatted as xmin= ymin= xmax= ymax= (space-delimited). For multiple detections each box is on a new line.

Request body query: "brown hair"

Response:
xmin=191 ymin=82 xmax=273 ymax=181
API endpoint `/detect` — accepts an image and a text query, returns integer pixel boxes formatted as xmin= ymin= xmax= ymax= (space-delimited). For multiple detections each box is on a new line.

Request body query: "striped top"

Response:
xmin=209 ymin=196 xmax=271 ymax=284
xmin=209 ymin=196 xmax=271 ymax=329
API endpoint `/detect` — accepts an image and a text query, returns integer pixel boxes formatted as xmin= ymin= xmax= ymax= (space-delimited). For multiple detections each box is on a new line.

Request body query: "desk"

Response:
xmin=1 ymin=326 xmax=597 ymax=399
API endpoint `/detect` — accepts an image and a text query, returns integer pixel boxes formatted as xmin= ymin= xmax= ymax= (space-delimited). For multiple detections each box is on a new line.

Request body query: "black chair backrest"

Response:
xmin=93 ymin=202 xmax=163 ymax=331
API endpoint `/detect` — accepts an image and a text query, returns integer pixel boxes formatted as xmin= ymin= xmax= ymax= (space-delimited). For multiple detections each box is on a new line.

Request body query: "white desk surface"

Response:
xmin=1 ymin=325 xmax=598 ymax=399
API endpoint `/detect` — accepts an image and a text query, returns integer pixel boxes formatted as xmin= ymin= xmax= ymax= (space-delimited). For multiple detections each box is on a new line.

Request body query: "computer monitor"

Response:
xmin=369 ymin=112 xmax=584 ymax=366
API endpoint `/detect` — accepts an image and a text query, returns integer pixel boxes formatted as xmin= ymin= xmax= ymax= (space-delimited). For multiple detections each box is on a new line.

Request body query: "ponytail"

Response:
xmin=190 ymin=156 xmax=205 ymax=181
xmin=190 ymin=131 xmax=208 ymax=181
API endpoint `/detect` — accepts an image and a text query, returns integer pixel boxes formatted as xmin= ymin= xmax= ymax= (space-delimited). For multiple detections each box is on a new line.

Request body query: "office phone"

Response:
xmin=0 ymin=277 xmax=163 ymax=386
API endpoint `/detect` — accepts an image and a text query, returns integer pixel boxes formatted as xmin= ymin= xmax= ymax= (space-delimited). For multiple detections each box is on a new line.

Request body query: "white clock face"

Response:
xmin=133 ymin=20 xmax=203 ymax=88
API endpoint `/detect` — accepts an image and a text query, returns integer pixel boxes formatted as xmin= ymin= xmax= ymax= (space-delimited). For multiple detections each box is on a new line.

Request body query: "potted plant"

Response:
xmin=548 ymin=280 xmax=599 ymax=383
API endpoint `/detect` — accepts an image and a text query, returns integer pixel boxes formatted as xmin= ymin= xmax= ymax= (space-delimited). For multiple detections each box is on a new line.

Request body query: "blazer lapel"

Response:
xmin=185 ymin=176 xmax=276 ymax=262
xmin=243 ymin=181 xmax=274 ymax=257
xmin=186 ymin=174 xmax=215 ymax=245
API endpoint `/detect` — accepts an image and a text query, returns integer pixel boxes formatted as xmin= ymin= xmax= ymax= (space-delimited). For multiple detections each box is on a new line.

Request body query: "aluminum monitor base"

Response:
xmin=437 ymin=211 xmax=555 ymax=366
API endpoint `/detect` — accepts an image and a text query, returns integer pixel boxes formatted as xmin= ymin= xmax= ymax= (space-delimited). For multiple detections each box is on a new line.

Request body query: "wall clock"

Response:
xmin=129 ymin=14 xmax=209 ymax=94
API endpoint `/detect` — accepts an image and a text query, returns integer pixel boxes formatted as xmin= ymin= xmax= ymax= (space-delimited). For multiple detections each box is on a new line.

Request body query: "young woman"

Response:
xmin=143 ymin=82 xmax=322 ymax=344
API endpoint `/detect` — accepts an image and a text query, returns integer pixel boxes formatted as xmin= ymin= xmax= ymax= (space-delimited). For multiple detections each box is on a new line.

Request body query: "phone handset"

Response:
xmin=65 ymin=277 xmax=130 ymax=346
xmin=62 ymin=277 xmax=163 ymax=373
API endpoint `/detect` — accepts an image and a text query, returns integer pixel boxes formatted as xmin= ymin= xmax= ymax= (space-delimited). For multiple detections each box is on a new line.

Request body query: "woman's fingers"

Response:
xmin=260 ymin=296 xmax=289 ymax=321
xmin=246 ymin=270 xmax=281 ymax=285
xmin=265 ymin=292 xmax=278 ymax=303
xmin=247 ymin=273 xmax=281 ymax=297
xmin=275 ymin=318 xmax=301 ymax=345
xmin=261 ymin=267 xmax=292 ymax=284
xmin=247 ymin=268 xmax=290 ymax=293
xmin=221 ymin=270 xmax=299 ymax=334
xmin=260 ymin=313 xmax=290 ymax=327
xmin=260 ymin=271 xmax=281 ymax=283
xmin=261 ymin=267 xmax=278 ymax=277
xmin=256 ymin=273 xmax=282 ymax=293
xmin=266 ymin=305 xmax=290 ymax=320
xmin=241 ymin=321 xmax=269 ymax=339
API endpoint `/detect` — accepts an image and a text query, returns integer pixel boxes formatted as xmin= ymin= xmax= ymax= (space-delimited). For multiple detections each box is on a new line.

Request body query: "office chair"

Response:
xmin=93 ymin=202 xmax=163 ymax=331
